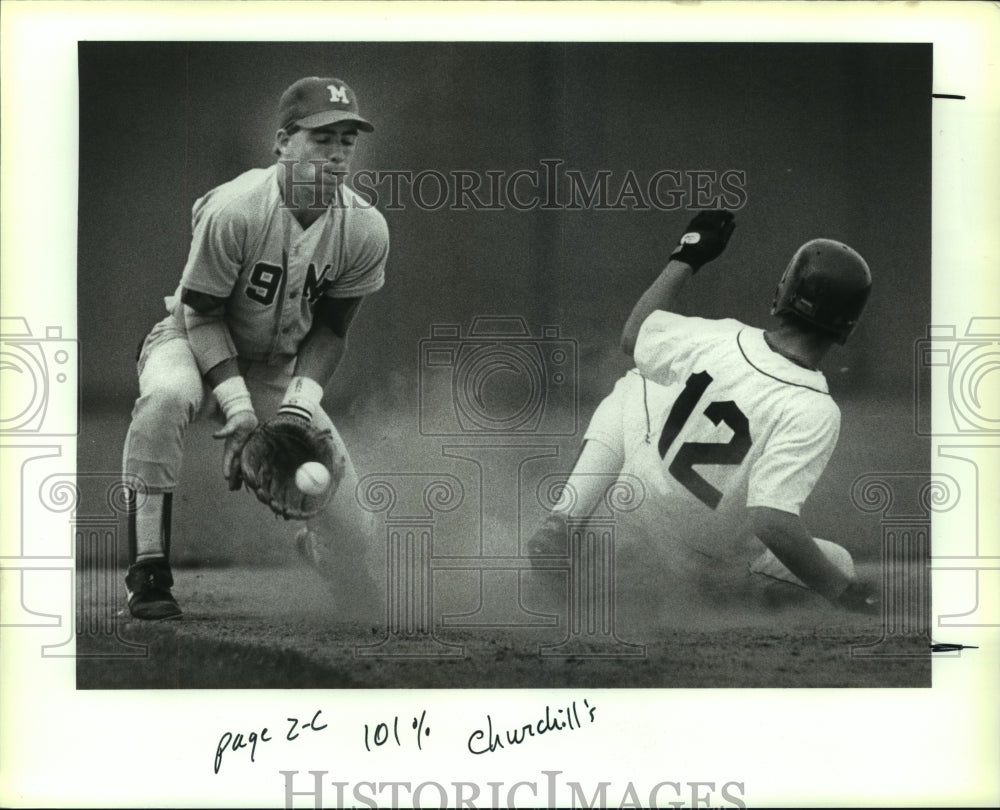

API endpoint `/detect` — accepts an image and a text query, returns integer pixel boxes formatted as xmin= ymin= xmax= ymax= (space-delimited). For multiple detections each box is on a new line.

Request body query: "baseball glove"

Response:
xmin=239 ymin=413 xmax=344 ymax=520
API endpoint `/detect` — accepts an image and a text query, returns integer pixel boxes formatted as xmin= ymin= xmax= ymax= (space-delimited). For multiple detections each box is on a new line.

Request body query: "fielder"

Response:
xmin=122 ymin=77 xmax=388 ymax=620
xmin=529 ymin=211 xmax=878 ymax=613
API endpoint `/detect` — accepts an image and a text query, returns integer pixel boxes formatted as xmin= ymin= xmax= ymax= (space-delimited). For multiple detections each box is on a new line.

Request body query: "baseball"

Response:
xmin=295 ymin=462 xmax=331 ymax=496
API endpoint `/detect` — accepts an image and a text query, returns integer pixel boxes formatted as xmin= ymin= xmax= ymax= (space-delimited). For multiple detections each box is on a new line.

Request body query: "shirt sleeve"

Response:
xmin=633 ymin=311 xmax=689 ymax=385
xmin=178 ymin=196 xmax=247 ymax=299
xmin=326 ymin=206 xmax=389 ymax=298
xmin=634 ymin=311 xmax=738 ymax=387
xmin=746 ymin=397 xmax=841 ymax=515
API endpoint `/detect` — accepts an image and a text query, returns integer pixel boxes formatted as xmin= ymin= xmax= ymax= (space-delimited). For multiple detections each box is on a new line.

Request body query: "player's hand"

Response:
xmin=213 ymin=409 xmax=259 ymax=491
xmin=670 ymin=210 xmax=736 ymax=272
xmin=834 ymin=579 xmax=880 ymax=616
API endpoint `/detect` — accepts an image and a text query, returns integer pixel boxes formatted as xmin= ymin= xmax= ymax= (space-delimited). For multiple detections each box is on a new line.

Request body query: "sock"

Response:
xmin=132 ymin=492 xmax=170 ymax=562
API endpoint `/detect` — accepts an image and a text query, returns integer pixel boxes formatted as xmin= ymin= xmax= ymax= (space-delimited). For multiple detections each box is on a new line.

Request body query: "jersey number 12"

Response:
xmin=657 ymin=370 xmax=752 ymax=509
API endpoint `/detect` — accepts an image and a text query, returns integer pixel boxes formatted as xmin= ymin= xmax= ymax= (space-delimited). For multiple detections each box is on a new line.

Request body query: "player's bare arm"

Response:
xmin=621 ymin=261 xmax=693 ymax=356
xmin=621 ymin=210 xmax=736 ymax=357
xmin=290 ymin=296 xmax=363 ymax=390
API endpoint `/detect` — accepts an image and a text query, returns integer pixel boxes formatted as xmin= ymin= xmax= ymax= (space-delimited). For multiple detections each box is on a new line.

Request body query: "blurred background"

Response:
xmin=77 ymin=42 xmax=930 ymax=568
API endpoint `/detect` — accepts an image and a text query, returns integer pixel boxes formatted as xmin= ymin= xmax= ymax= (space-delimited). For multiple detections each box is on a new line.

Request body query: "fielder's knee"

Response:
xmin=133 ymin=381 xmax=202 ymax=425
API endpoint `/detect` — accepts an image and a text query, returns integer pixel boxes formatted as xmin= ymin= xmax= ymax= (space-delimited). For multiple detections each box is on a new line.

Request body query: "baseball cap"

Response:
xmin=277 ymin=77 xmax=374 ymax=133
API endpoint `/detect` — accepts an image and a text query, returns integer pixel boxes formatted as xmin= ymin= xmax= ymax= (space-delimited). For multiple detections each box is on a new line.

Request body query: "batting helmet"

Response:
xmin=771 ymin=238 xmax=872 ymax=344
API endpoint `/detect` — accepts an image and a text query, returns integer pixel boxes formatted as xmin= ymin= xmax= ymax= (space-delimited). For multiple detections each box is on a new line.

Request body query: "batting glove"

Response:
xmin=670 ymin=210 xmax=736 ymax=272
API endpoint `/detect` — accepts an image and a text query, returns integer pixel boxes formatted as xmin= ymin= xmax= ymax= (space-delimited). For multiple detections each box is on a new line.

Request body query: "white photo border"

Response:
xmin=1 ymin=2 xmax=998 ymax=807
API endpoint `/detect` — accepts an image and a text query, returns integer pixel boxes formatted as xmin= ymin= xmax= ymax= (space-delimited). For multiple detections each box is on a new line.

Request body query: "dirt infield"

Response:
xmin=75 ymin=395 xmax=932 ymax=690
xmin=76 ymin=562 xmax=930 ymax=690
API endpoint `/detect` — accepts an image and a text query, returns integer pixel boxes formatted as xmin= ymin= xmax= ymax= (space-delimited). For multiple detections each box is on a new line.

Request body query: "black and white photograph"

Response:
xmin=1 ymin=2 xmax=998 ymax=808
xmin=73 ymin=38 xmax=932 ymax=690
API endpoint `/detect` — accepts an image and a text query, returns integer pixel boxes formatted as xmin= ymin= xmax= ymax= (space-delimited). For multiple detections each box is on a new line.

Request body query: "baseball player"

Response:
xmin=529 ymin=211 xmax=878 ymax=613
xmin=122 ymin=77 xmax=388 ymax=620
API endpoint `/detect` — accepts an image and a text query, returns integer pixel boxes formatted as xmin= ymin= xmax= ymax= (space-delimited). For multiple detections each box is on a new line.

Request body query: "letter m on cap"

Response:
xmin=327 ymin=84 xmax=349 ymax=104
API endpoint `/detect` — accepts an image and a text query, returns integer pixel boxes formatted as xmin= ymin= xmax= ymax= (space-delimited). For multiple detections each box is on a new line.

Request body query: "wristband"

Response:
xmin=279 ymin=376 xmax=324 ymax=421
xmin=213 ymin=376 xmax=254 ymax=421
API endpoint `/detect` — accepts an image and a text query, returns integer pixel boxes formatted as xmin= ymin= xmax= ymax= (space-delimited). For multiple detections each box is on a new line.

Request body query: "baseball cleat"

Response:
xmin=125 ymin=558 xmax=182 ymax=620
xmin=526 ymin=514 xmax=569 ymax=566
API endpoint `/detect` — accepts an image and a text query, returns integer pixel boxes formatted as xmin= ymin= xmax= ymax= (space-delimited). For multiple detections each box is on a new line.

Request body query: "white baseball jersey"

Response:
xmin=164 ymin=164 xmax=389 ymax=364
xmin=587 ymin=311 xmax=840 ymax=568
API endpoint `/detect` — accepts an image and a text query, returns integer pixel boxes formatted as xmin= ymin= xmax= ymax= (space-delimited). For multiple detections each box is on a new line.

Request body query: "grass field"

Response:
xmin=76 ymin=393 xmax=932 ymax=690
